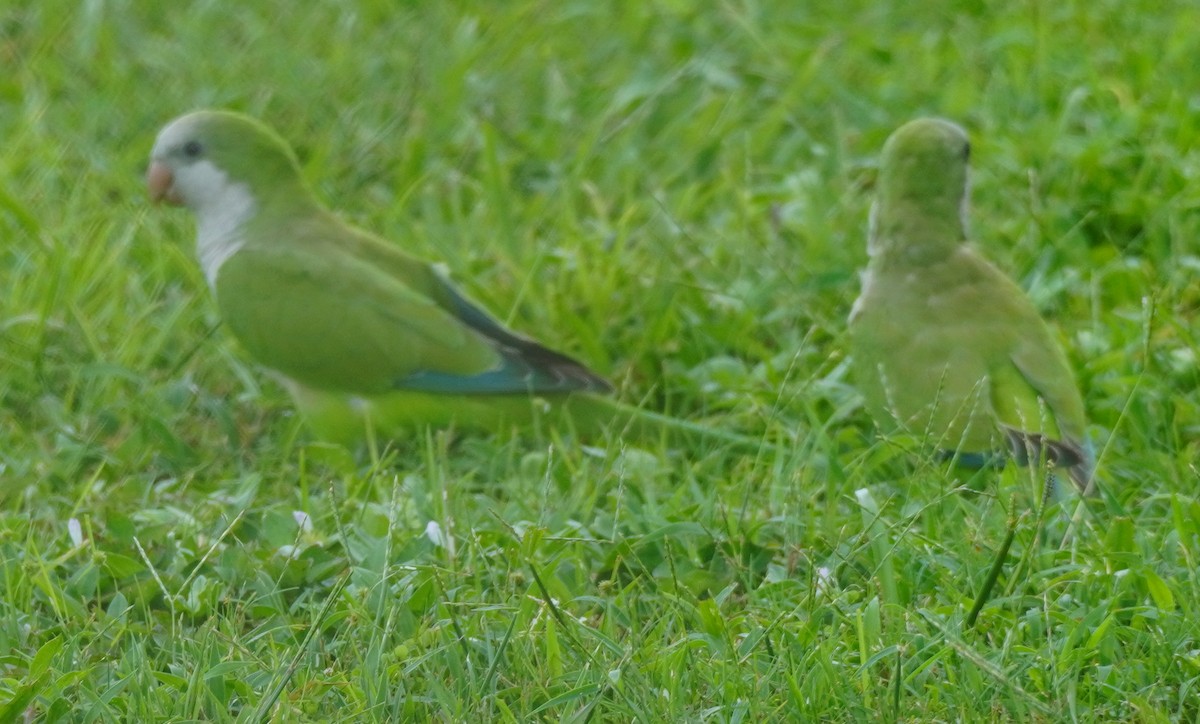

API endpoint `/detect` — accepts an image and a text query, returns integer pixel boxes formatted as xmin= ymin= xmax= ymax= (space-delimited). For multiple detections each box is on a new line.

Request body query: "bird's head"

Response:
xmin=147 ymin=109 xmax=308 ymax=214
xmin=877 ymin=117 xmax=971 ymax=212
xmin=868 ymin=117 xmax=972 ymax=258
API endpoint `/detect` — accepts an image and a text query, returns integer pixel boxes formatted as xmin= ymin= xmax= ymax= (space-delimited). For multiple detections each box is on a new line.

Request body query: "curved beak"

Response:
xmin=146 ymin=161 xmax=183 ymax=205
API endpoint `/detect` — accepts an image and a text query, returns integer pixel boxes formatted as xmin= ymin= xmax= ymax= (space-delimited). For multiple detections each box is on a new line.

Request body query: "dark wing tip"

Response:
xmin=503 ymin=336 xmax=614 ymax=394
xmin=1003 ymin=428 xmax=1095 ymax=494
xmin=436 ymin=277 xmax=611 ymax=394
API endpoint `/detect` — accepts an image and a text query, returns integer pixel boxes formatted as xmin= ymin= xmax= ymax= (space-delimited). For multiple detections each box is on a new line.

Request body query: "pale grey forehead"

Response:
xmin=151 ymin=114 xmax=201 ymax=157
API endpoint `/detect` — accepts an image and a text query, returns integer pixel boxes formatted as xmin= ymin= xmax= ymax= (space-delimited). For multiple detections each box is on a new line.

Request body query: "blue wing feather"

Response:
xmin=392 ymin=277 xmax=613 ymax=396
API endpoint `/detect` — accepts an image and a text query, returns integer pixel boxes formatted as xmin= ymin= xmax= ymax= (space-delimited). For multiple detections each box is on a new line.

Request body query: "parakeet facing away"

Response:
xmin=147 ymin=110 xmax=745 ymax=448
xmin=849 ymin=118 xmax=1093 ymax=493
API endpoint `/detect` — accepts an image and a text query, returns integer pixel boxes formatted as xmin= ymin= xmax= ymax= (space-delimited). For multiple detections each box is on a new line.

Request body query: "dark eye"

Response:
xmin=182 ymin=140 xmax=204 ymax=158
xmin=962 ymin=141 xmax=971 ymax=162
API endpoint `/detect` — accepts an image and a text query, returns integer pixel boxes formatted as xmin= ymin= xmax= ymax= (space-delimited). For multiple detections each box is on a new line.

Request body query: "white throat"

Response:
xmin=179 ymin=160 xmax=258 ymax=289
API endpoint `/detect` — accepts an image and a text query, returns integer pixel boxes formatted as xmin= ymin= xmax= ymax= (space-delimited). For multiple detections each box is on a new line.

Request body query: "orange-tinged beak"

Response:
xmin=146 ymin=161 xmax=183 ymax=205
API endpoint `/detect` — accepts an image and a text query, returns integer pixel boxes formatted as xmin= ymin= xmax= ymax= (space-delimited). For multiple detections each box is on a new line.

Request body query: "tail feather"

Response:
xmin=559 ymin=394 xmax=779 ymax=453
xmin=292 ymin=382 xmax=779 ymax=452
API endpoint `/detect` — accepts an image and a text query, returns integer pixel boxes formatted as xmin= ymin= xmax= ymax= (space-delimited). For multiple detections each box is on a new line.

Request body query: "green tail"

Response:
xmin=290 ymin=384 xmax=775 ymax=452
xmin=556 ymin=394 xmax=778 ymax=453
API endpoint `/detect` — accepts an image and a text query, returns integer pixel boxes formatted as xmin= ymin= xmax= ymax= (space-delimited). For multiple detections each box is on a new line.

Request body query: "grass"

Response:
xmin=1 ymin=0 xmax=1198 ymax=719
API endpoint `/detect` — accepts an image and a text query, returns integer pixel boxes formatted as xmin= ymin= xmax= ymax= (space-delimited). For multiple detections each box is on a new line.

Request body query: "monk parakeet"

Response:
xmin=147 ymin=110 xmax=745 ymax=448
xmin=849 ymin=118 xmax=1093 ymax=493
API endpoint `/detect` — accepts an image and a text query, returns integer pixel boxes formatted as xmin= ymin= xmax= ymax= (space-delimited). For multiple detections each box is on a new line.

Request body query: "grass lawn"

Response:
xmin=2 ymin=0 xmax=1198 ymax=720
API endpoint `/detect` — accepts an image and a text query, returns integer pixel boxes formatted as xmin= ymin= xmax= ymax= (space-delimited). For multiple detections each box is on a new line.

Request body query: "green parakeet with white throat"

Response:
xmin=849 ymin=117 xmax=1093 ymax=493
xmin=147 ymin=110 xmax=747 ymax=449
